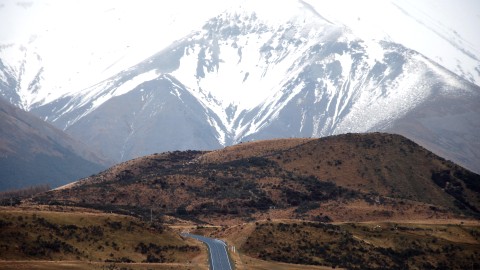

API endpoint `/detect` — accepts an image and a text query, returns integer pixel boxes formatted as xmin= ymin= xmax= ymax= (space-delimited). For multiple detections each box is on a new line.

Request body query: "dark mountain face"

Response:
xmin=386 ymin=89 xmax=480 ymax=173
xmin=0 ymin=97 xmax=108 ymax=191
xmin=34 ymin=133 xmax=480 ymax=223
xmin=62 ymin=76 xmax=225 ymax=161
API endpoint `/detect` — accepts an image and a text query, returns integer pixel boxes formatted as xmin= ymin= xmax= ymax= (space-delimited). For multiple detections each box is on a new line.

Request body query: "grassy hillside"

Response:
xmin=8 ymin=133 xmax=480 ymax=269
xmin=217 ymin=220 xmax=480 ymax=270
xmin=32 ymin=133 xmax=480 ymax=224
xmin=274 ymin=134 xmax=479 ymax=210
xmin=0 ymin=207 xmax=202 ymax=268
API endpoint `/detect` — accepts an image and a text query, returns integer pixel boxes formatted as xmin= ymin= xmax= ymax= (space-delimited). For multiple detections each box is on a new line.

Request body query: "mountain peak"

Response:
xmin=225 ymin=0 xmax=332 ymax=26
xmin=169 ymin=2 xmax=343 ymax=137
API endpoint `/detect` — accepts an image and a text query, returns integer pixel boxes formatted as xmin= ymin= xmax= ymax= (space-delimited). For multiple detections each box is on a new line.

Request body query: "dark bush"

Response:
xmin=431 ymin=170 xmax=451 ymax=188
xmin=454 ymin=170 xmax=480 ymax=192
xmin=106 ymin=221 xmax=122 ymax=230
xmin=295 ymin=202 xmax=320 ymax=214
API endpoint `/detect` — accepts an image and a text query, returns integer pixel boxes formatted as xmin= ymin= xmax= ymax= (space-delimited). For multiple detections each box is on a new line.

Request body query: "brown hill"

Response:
xmin=33 ymin=133 xmax=480 ymax=224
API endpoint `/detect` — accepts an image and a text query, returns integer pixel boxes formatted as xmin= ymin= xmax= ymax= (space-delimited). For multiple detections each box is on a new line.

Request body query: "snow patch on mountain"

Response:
xmin=310 ymin=0 xmax=480 ymax=86
xmin=0 ymin=43 xmax=45 ymax=109
xmin=171 ymin=2 xmax=342 ymax=137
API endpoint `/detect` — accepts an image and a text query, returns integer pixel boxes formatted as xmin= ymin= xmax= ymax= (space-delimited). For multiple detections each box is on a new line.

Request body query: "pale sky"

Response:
xmin=0 ymin=0 xmax=237 ymax=94
xmin=4 ymin=0 xmax=477 ymax=49
xmin=0 ymin=0 xmax=235 ymax=42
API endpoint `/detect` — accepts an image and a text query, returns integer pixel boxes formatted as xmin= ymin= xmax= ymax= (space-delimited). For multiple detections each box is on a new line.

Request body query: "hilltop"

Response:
xmin=33 ymin=133 xmax=480 ymax=224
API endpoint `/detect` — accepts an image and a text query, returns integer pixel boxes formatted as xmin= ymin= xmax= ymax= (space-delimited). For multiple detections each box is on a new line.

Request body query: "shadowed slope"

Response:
xmin=0 ymin=98 xmax=108 ymax=191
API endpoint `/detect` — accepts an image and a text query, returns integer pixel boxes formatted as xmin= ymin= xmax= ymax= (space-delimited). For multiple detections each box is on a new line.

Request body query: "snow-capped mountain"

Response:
xmin=1 ymin=0 xmax=479 ymax=110
xmin=23 ymin=0 xmax=479 ymax=173
xmin=1 ymin=0 xmax=479 ymax=172
xmin=310 ymin=0 xmax=480 ymax=86
xmin=0 ymin=43 xmax=45 ymax=109
xmin=0 ymin=0 xmax=234 ymax=111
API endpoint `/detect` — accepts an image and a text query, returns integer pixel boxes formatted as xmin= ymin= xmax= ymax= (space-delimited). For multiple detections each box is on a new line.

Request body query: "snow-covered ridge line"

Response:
xmin=2 ymin=0 xmax=478 ymax=114
xmin=1 ymin=0 xmax=479 ymax=173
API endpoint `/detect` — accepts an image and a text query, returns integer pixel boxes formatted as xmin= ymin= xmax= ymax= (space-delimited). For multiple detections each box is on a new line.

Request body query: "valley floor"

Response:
xmin=1 ymin=206 xmax=479 ymax=270
xmin=0 ymin=261 xmax=204 ymax=270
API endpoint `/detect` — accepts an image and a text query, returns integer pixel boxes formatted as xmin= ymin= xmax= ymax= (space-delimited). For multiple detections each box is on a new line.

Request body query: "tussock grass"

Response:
xmin=236 ymin=220 xmax=480 ymax=270
xmin=0 ymin=208 xmax=201 ymax=265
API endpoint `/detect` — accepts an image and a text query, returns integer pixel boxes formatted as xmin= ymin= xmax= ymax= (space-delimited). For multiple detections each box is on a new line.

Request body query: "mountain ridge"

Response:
xmin=0 ymin=97 xmax=108 ymax=191
xmin=1 ymin=0 xmax=479 ymax=173
xmin=29 ymin=6 xmax=480 ymax=172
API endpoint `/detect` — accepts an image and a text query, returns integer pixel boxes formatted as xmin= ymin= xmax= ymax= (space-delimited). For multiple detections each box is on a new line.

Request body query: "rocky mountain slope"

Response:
xmin=0 ymin=97 xmax=108 ymax=191
xmin=24 ymin=2 xmax=479 ymax=173
xmin=34 ymin=133 xmax=480 ymax=224
xmin=1 ymin=1 xmax=479 ymax=173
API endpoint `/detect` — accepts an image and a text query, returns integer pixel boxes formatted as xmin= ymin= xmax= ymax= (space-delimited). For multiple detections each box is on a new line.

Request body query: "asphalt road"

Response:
xmin=183 ymin=233 xmax=232 ymax=270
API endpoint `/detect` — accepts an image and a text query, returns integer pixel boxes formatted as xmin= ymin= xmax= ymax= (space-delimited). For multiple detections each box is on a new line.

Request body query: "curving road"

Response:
xmin=182 ymin=233 xmax=232 ymax=270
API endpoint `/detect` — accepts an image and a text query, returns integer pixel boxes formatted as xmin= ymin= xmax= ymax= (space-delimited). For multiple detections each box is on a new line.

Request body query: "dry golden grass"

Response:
xmin=232 ymin=254 xmax=338 ymax=270
xmin=0 ymin=261 xmax=204 ymax=270
xmin=32 ymin=133 xmax=480 ymax=227
xmin=0 ymin=208 xmax=202 ymax=265
xmin=345 ymin=222 xmax=480 ymax=248
xmin=197 ymin=138 xmax=313 ymax=164
xmin=222 ymin=219 xmax=480 ymax=269
xmin=8 ymin=134 xmax=479 ymax=269
xmin=273 ymin=134 xmax=467 ymax=208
